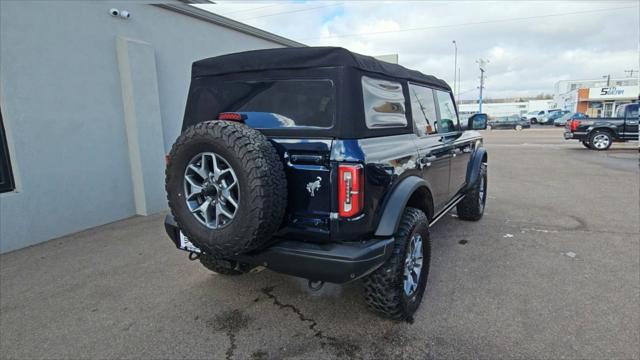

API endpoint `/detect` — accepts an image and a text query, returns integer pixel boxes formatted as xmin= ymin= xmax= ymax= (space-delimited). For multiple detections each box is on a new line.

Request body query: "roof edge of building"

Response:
xmin=154 ymin=3 xmax=306 ymax=48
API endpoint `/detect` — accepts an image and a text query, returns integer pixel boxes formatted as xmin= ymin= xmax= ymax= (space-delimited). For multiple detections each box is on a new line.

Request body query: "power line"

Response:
xmin=236 ymin=2 xmax=342 ymax=21
xmin=298 ymin=6 xmax=633 ymax=41
xmin=217 ymin=3 xmax=286 ymax=16
xmin=624 ymin=69 xmax=638 ymax=78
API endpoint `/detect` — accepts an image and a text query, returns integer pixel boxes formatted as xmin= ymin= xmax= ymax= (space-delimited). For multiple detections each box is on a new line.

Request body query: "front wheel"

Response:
xmin=581 ymin=141 xmax=591 ymax=149
xmin=363 ymin=208 xmax=431 ymax=321
xmin=515 ymin=124 xmax=523 ymax=131
xmin=456 ymin=162 xmax=487 ymax=221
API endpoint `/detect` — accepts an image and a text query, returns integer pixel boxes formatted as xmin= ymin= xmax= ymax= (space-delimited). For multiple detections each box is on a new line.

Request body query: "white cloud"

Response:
xmin=196 ymin=1 xmax=639 ymax=100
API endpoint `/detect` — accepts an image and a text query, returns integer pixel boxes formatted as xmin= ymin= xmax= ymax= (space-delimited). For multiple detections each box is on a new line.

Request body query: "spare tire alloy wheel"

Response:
xmin=166 ymin=121 xmax=287 ymax=257
xmin=184 ymin=152 xmax=239 ymax=229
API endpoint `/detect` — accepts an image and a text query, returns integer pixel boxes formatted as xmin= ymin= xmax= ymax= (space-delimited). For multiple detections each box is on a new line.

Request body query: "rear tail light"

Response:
xmin=570 ymin=119 xmax=579 ymax=131
xmin=338 ymin=164 xmax=363 ymax=218
xmin=217 ymin=112 xmax=246 ymax=122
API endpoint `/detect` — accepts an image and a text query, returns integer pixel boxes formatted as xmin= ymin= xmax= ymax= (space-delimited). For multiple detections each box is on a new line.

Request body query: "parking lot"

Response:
xmin=1 ymin=128 xmax=638 ymax=359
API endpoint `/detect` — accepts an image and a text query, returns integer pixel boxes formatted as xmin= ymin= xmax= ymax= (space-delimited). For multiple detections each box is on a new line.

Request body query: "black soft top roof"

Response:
xmin=192 ymin=47 xmax=451 ymax=91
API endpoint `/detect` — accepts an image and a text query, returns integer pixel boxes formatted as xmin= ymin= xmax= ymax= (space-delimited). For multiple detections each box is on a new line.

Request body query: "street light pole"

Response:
xmin=452 ymin=40 xmax=457 ymax=102
xmin=457 ymin=67 xmax=461 ymax=103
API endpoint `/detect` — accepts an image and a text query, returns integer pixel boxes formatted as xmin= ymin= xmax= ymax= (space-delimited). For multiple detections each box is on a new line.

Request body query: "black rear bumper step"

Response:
xmin=164 ymin=215 xmax=394 ymax=284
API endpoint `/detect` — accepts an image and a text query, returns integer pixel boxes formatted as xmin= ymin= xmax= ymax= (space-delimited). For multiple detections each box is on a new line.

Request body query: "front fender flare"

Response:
xmin=466 ymin=147 xmax=487 ymax=189
xmin=374 ymin=176 xmax=429 ymax=237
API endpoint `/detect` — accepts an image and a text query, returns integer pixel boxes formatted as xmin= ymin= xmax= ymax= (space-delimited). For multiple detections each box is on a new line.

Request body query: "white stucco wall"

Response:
xmin=0 ymin=1 xmax=288 ymax=253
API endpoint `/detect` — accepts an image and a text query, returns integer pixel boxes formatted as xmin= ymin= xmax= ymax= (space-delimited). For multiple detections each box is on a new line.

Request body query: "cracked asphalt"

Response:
xmin=1 ymin=128 xmax=638 ymax=359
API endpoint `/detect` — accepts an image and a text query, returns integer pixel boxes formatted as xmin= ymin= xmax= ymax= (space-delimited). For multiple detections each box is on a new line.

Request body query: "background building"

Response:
xmin=458 ymin=100 xmax=553 ymax=118
xmin=0 ymin=1 xmax=302 ymax=253
xmin=554 ymin=78 xmax=639 ymax=116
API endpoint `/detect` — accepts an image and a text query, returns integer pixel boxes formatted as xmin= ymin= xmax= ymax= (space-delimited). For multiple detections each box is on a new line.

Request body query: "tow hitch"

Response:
xmin=308 ymin=280 xmax=325 ymax=291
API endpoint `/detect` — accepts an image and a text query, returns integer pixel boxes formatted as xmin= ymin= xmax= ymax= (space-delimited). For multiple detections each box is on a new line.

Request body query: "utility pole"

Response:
xmin=624 ymin=69 xmax=638 ymax=78
xmin=452 ymin=40 xmax=457 ymax=102
xmin=603 ymin=74 xmax=611 ymax=86
xmin=476 ymin=59 xmax=488 ymax=113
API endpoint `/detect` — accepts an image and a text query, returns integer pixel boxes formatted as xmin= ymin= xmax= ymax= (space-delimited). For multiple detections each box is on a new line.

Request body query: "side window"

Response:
xmin=434 ymin=90 xmax=459 ymax=133
xmin=361 ymin=76 xmax=407 ymax=129
xmin=408 ymin=84 xmax=438 ymax=136
xmin=0 ymin=108 xmax=15 ymax=193
xmin=627 ymin=105 xmax=638 ymax=119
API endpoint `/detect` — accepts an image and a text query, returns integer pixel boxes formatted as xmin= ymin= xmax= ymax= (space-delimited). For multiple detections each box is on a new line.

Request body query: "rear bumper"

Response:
xmin=564 ymin=132 xmax=587 ymax=140
xmin=164 ymin=215 xmax=394 ymax=284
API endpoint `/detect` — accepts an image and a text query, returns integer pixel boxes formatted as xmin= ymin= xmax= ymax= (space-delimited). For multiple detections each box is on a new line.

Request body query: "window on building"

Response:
xmin=0 ymin=108 xmax=15 ymax=193
xmin=434 ymin=90 xmax=459 ymax=133
xmin=361 ymin=76 xmax=407 ymax=129
xmin=408 ymin=84 xmax=438 ymax=136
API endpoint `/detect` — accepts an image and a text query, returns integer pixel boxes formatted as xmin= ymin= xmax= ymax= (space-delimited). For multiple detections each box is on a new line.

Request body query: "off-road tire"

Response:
xmin=457 ymin=162 xmax=487 ymax=221
xmin=588 ymin=130 xmax=613 ymax=151
xmin=199 ymin=255 xmax=250 ymax=275
xmin=363 ymin=207 xmax=431 ymax=321
xmin=166 ymin=121 xmax=287 ymax=257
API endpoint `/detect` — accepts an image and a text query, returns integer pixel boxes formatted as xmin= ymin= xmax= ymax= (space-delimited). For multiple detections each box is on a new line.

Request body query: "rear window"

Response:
xmin=362 ymin=76 xmax=407 ymax=129
xmin=189 ymin=79 xmax=335 ymax=129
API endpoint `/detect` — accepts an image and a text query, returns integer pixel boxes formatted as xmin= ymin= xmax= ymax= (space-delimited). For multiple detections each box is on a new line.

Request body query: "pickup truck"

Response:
xmin=564 ymin=103 xmax=638 ymax=150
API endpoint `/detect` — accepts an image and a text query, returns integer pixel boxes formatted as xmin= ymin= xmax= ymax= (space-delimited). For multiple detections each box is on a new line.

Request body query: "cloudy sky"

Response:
xmin=196 ymin=1 xmax=639 ymax=100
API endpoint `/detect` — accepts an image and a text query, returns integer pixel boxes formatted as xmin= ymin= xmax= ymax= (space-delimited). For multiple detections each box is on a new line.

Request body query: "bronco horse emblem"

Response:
xmin=306 ymin=176 xmax=322 ymax=197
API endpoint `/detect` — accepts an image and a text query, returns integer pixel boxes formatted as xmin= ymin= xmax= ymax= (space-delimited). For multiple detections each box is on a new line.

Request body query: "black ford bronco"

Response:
xmin=164 ymin=47 xmax=488 ymax=320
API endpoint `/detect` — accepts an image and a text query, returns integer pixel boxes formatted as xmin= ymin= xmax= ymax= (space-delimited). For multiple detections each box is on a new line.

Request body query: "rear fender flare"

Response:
xmin=374 ymin=176 xmax=431 ymax=237
xmin=466 ymin=147 xmax=487 ymax=189
xmin=588 ymin=126 xmax=619 ymax=139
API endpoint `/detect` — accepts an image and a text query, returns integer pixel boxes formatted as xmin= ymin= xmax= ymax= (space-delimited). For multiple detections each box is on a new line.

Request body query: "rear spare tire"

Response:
xmin=166 ymin=121 xmax=287 ymax=257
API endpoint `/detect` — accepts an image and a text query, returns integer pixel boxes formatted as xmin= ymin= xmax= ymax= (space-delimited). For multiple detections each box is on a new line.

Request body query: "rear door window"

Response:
xmin=434 ymin=90 xmax=459 ymax=133
xmin=361 ymin=76 xmax=407 ymax=129
xmin=408 ymin=84 xmax=438 ymax=136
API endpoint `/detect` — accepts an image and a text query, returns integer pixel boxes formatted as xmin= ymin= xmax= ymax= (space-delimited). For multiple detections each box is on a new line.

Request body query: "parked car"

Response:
xmin=163 ymin=47 xmax=489 ymax=321
xmin=488 ymin=114 xmax=530 ymax=130
xmin=540 ymin=110 xmax=568 ymax=125
xmin=564 ymin=103 xmax=638 ymax=150
xmin=554 ymin=112 xmax=588 ymax=126
xmin=525 ymin=109 xmax=561 ymax=124
xmin=524 ymin=110 xmax=541 ymax=124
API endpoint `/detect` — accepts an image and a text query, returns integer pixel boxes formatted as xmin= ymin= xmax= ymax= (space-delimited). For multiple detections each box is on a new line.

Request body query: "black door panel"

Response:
xmin=414 ymin=135 xmax=451 ymax=212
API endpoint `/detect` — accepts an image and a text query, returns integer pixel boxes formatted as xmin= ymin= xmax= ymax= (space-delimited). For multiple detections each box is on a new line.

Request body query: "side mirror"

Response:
xmin=468 ymin=113 xmax=488 ymax=130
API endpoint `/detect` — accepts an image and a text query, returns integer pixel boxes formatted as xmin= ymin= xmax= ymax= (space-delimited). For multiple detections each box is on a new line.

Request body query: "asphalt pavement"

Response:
xmin=1 ymin=127 xmax=638 ymax=359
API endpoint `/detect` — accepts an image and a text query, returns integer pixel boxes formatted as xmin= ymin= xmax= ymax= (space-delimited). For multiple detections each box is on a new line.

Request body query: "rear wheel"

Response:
xmin=581 ymin=141 xmax=591 ymax=149
xmin=589 ymin=130 xmax=612 ymax=151
xmin=457 ymin=162 xmax=487 ymax=221
xmin=363 ymin=207 xmax=431 ymax=321
xmin=515 ymin=124 xmax=523 ymax=131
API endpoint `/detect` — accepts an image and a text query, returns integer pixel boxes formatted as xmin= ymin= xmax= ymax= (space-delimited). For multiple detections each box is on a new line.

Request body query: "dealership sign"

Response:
xmin=588 ymin=85 xmax=639 ymax=100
